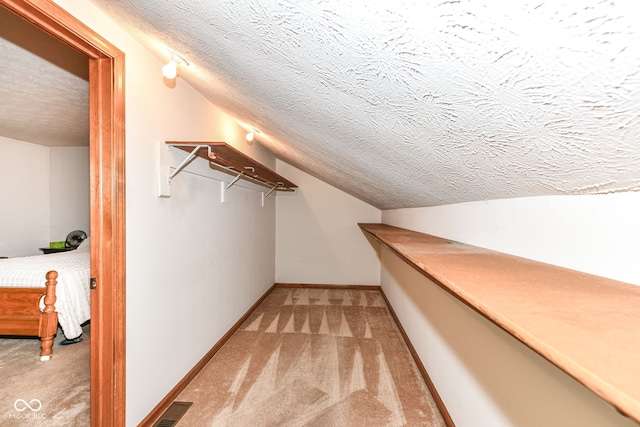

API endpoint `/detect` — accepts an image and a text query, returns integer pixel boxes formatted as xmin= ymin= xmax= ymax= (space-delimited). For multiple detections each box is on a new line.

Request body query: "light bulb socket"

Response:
xmin=162 ymin=50 xmax=189 ymax=79
xmin=162 ymin=61 xmax=178 ymax=79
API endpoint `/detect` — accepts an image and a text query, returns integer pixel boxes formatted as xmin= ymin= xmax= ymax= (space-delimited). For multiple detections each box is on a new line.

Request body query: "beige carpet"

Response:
xmin=0 ymin=324 xmax=90 ymax=426
xmin=175 ymin=287 xmax=445 ymax=426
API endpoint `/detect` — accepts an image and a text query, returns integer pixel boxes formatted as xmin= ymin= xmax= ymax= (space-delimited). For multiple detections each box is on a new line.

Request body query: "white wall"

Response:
xmin=50 ymin=146 xmax=90 ymax=241
xmin=0 ymin=139 xmax=89 ymax=257
xmin=380 ymin=194 xmax=640 ymax=426
xmin=0 ymin=136 xmax=50 ymax=257
xmin=383 ymin=194 xmax=640 ymax=286
xmin=275 ymin=160 xmax=381 ymax=285
xmin=51 ymin=1 xmax=279 ymax=424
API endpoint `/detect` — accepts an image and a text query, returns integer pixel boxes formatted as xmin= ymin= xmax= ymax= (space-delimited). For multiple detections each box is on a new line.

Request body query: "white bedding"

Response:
xmin=0 ymin=249 xmax=90 ymax=339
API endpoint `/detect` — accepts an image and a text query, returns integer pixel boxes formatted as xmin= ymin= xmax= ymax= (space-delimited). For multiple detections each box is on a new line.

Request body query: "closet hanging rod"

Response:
xmin=167 ymin=167 xmax=280 ymax=196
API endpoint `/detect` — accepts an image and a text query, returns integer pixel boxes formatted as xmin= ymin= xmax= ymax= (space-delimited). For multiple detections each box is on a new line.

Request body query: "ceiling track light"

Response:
xmin=162 ymin=51 xmax=189 ymax=79
xmin=246 ymin=128 xmax=261 ymax=142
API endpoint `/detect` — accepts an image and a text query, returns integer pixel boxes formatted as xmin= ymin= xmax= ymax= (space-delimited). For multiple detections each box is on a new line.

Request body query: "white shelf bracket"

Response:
xmin=220 ymin=181 xmax=228 ymax=204
xmin=261 ymin=182 xmax=283 ymax=207
xmin=221 ymin=167 xmax=245 ymax=204
xmin=265 ymin=183 xmax=282 ymax=198
xmin=226 ymin=171 xmax=244 ymax=190
xmin=157 ymin=165 xmax=171 ymax=198
xmin=168 ymin=145 xmax=207 ymax=182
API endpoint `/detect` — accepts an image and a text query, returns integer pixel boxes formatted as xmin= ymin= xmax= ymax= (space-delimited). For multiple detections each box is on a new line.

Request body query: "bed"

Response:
xmin=0 ymin=240 xmax=90 ymax=360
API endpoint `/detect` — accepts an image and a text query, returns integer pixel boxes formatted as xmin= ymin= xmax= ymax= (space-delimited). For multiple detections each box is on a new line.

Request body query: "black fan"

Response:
xmin=65 ymin=230 xmax=88 ymax=249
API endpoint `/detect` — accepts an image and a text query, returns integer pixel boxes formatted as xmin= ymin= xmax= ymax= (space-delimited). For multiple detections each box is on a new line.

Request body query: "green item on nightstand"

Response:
xmin=50 ymin=241 xmax=66 ymax=249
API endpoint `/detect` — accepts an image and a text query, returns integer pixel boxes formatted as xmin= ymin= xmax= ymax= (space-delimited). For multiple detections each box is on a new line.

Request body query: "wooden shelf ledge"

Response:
xmin=359 ymin=223 xmax=640 ymax=423
xmin=166 ymin=141 xmax=296 ymax=190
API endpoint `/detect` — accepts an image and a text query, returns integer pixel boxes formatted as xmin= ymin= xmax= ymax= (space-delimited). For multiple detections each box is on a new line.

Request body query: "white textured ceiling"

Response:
xmin=9 ymin=1 xmax=640 ymax=209
xmin=0 ymin=6 xmax=89 ymax=147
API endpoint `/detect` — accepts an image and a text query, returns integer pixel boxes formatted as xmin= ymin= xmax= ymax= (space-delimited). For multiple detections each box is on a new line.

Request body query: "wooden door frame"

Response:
xmin=0 ymin=0 xmax=126 ymax=425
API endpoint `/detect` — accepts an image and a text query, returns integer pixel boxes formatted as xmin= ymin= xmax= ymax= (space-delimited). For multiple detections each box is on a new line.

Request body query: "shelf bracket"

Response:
xmin=265 ymin=182 xmax=283 ymax=198
xmin=261 ymin=182 xmax=284 ymax=207
xmin=168 ymin=145 xmax=207 ymax=183
xmin=222 ymin=169 xmax=246 ymax=203
xmin=226 ymin=171 xmax=245 ymax=190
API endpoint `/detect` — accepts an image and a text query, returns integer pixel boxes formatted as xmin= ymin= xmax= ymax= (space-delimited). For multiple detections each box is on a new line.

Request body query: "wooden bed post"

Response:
xmin=39 ymin=270 xmax=58 ymax=361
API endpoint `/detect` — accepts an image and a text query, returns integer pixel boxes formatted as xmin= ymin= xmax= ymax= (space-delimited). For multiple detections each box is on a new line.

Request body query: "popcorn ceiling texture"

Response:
xmin=0 ymin=7 xmax=89 ymax=147
xmin=86 ymin=2 xmax=640 ymax=207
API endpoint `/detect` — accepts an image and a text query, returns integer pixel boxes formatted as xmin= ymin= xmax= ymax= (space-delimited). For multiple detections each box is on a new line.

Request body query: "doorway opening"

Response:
xmin=0 ymin=0 xmax=126 ymax=425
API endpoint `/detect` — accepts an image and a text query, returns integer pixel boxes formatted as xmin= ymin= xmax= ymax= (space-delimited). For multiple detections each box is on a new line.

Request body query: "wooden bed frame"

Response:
xmin=0 ymin=270 xmax=59 ymax=361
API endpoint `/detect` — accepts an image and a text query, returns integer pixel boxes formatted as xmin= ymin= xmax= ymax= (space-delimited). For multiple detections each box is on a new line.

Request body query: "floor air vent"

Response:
xmin=152 ymin=401 xmax=193 ymax=427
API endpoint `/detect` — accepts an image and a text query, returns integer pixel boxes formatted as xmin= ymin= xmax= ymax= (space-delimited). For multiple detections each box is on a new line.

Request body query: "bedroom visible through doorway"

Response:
xmin=0 ymin=0 xmax=126 ymax=425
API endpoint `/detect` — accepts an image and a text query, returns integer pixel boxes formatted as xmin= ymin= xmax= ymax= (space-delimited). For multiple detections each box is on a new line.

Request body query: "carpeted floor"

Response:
xmin=175 ymin=287 xmax=445 ymax=426
xmin=0 ymin=324 xmax=90 ymax=426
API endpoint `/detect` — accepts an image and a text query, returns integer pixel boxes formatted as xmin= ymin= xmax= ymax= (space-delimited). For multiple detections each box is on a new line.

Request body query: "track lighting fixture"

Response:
xmin=162 ymin=51 xmax=189 ymax=80
xmin=246 ymin=128 xmax=261 ymax=142
xmin=162 ymin=61 xmax=178 ymax=79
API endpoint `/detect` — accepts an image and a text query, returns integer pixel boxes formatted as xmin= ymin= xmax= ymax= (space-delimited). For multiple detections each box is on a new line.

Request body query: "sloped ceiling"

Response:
xmin=7 ymin=1 xmax=640 ymax=209
xmin=0 ymin=6 xmax=89 ymax=147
